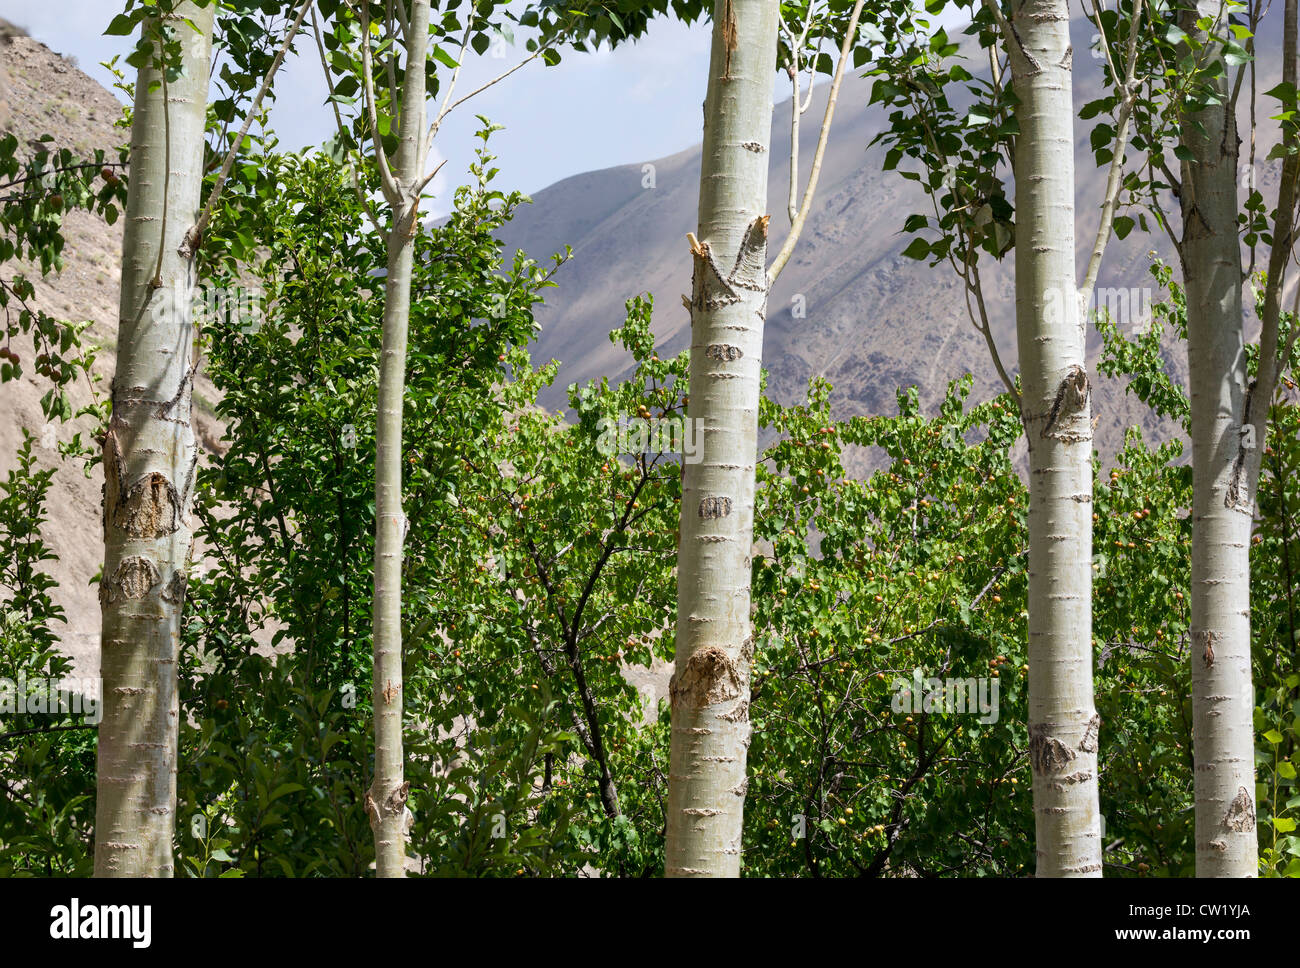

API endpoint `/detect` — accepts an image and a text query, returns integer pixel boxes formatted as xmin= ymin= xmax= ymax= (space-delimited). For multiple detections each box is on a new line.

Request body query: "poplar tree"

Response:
xmin=1176 ymin=0 xmax=1297 ymax=876
xmin=999 ymin=0 xmax=1103 ymax=878
xmin=94 ymin=0 xmax=215 ymax=877
xmin=665 ymin=0 xmax=781 ymax=877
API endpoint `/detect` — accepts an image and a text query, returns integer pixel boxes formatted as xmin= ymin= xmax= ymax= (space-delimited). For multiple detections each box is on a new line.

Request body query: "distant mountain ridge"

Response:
xmin=497 ymin=14 xmax=1287 ymax=472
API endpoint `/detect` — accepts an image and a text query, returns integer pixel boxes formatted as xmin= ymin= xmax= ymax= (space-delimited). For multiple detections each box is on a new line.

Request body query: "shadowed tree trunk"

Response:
xmin=94 ymin=0 xmax=214 ymax=878
xmin=1180 ymin=0 xmax=1260 ymax=878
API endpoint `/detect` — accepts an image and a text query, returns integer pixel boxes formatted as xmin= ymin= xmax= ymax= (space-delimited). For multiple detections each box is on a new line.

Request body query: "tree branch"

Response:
xmin=352 ymin=0 xmax=402 ymax=205
xmin=768 ymin=0 xmax=865 ymax=285
xmin=1253 ymin=0 xmax=1300 ymax=445
xmin=1078 ymin=0 xmax=1147 ymax=313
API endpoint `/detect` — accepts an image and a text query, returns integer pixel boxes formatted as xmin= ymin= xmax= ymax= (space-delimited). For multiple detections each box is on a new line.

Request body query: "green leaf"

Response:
xmin=1079 ymin=99 xmax=1109 ymax=121
xmin=268 ymin=782 xmax=305 ymax=802
xmin=903 ymin=214 xmax=928 ymax=233
xmin=1264 ymin=81 xmax=1298 ymax=104
xmin=901 ymin=238 xmax=931 ymax=260
xmin=1223 ymin=41 xmax=1251 ymax=68
xmin=431 ymin=45 xmax=460 ymax=70
xmin=105 ymin=14 xmax=137 ymax=36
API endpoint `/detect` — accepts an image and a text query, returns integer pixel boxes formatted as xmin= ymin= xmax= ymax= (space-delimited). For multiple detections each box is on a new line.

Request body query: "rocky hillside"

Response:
xmin=0 ymin=19 xmax=223 ymax=678
xmin=1 ymin=20 xmax=131 ymax=677
xmin=501 ymin=14 xmax=1286 ymax=472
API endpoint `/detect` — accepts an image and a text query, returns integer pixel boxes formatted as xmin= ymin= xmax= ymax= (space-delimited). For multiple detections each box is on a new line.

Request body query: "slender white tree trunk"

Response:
xmin=1008 ymin=0 xmax=1102 ymax=877
xmin=665 ymin=0 xmax=779 ymax=878
xmin=1180 ymin=0 xmax=1258 ymax=877
xmin=94 ymin=1 xmax=214 ymax=878
xmin=367 ymin=0 xmax=431 ymax=878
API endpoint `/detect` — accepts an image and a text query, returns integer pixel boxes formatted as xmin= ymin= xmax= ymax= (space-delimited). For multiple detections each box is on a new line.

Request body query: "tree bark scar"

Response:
xmin=1029 ymin=722 xmax=1076 ymax=775
xmin=386 ymin=780 xmax=410 ymax=812
xmin=706 ymin=344 xmax=744 ymax=361
xmin=1051 ymin=770 xmax=1092 ymax=791
xmin=1006 ymin=18 xmax=1042 ymax=75
xmin=178 ymin=225 xmax=202 ymax=262
xmin=1222 ymin=787 xmax=1255 ymax=832
xmin=688 ymin=216 xmax=769 ymax=314
xmin=181 ymin=451 xmax=198 ymax=508
xmin=1225 ymin=382 xmax=1256 ymax=512
xmin=1200 ymin=629 xmax=1215 ymax=668
xmin=689 ymin=236 xmax=738 ymax=311
xmin=154 ymin=363 xmax=195 ymax=421
xmin=721 ymin=0 xmax=738 ymax=79
xmin=1041 ymin=365 xmax=1091 ymax=441
xmin=1079 ymin=713 xmax=1100 ymax=753
xmin=670 ymin=645 xmax=744 ymax=709
xmin=101 ymin=422 xmax=129 ymax=530
xmin=365 ymin=780 xmax=410 ymax=832
xmin=698 ymin=495 xmax=733 ymax=519
xmin=120 ymin=471 xmax=182 ymax=538
xmin=1183 ymin=202 xmax=1213 ymax=241
xmin=729 ymin=215 xmax=769 ymax=292
xmin=160 ymin=569 xmax=187 ymax=605
xmin=100 ymin=556 xmax=162 ymax=606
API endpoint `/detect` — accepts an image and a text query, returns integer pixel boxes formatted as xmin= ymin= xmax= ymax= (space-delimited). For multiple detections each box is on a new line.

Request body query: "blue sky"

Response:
xmin=1 ymin=1 xmax=717 ymax=216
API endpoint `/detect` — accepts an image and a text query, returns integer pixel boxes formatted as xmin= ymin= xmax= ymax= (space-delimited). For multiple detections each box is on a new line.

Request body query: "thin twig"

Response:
xmin=0 ymin=723 xmax=97 ymax=743
xmin=428 ymin=38 xmax=556 ymax=146
xmin=310 ymin=4 xmax=383 ymax=232
xmin=769 ymin=0 xmax=866 ymax=284
xmin=352 ymin=0 xmax=402 ymax=205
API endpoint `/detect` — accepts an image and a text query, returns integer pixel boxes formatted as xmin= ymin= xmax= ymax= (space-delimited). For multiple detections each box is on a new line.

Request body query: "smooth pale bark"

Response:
xmin=367 ymin=0 xmax=431 ymax=878
xmin=94 ymin=2 xmax=214 ymax=877
xmin=665 ymin=0 xmax=779 ymax=878
xmin=1180 ymin=0 xmax=1259 ymax=877
xmin=1008 ymin=0 xmax=1102 ymax=877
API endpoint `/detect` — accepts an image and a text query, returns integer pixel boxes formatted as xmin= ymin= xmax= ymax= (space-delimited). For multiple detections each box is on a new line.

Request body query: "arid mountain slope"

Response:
xmin=1 ymin=20 xmax=222 ymax=677
xmin=501 ymin=16 xmax=1286 ymax=473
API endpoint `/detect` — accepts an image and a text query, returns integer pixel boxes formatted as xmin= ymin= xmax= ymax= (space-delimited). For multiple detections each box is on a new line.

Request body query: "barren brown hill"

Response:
xmin=0 ymin=19 xmax=223 ymax=679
